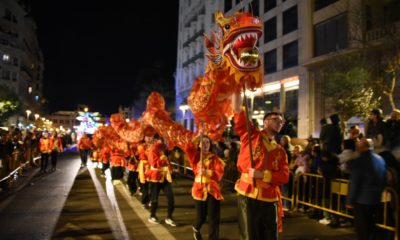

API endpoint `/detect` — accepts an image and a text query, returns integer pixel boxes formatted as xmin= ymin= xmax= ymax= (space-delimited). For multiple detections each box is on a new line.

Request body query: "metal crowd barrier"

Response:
xmin=280 ymin=171 xmax=295 ymax=210
xmin=171 ymin=159 xmax=399 ymax=239
xmin=0 ymin=156 xmax=41 ymax=188
xmin=287 ymin=172 xmax=399 ymax=240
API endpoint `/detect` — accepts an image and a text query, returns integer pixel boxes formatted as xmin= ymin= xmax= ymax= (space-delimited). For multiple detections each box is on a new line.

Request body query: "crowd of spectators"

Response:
xmin=0 ymin=127 xmax=75 ymax=189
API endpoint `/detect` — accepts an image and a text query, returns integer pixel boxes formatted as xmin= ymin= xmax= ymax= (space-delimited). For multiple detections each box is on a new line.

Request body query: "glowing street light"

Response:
xmin=84 ymin=107 xmax=89 ymax=112
xmin=25 ymin=109 xmax=31 ymax=123
xmin=179 ymin=104 xmax=189 ymax=116
xmin=34 ymin=113 xmax=39 ymax=121
xmin=179 ymin=103 xmax=189 ymax=128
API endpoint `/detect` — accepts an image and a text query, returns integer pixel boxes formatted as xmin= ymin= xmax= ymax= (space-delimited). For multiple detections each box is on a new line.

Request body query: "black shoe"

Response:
xmin=328 ymin=220 xmax=340 ymax=228
xmin=192 ymin=226 xmax=202 ymax=240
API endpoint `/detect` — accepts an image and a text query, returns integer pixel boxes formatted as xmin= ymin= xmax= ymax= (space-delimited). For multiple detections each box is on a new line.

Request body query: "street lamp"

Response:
xmin=34 ymin=113 xmax=39 ymax=121
xmin=84 ymin=107 xmax=89 ymax=112
xmin=25 ymin=110 xmax=31 ymax=124
xmin=179 ymin=104 xmax=189 ymax=128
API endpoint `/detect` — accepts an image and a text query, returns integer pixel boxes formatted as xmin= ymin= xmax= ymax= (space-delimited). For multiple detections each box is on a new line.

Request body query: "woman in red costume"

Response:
xmin=146 ymin=135 xmax=176 ymax=227
xmin=184 ymin=131 xmax=225 ymax=240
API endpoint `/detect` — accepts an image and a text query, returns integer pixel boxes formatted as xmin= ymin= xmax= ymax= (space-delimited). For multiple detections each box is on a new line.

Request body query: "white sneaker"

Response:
xmin=148 ymin=216 xmax=159 ymax=224
xmin=165 ymin=218 xmax=177 ymax=227
xmin=112 ymin=180 xmax=122 ymax=186
xmin=319 ymin=218 xmax=331 ymax=225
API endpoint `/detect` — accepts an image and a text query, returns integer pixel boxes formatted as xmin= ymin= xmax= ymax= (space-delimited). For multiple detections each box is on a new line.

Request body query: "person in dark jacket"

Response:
xmin=323 ymin=114 xmax=343 ymax=154
xmin=386 ymin=110 xmax=400 ymax=150
xmin=346 ymin=138 xmax=386 ymax=240
xmin=366 ymin=109 xmax=386 ymax=152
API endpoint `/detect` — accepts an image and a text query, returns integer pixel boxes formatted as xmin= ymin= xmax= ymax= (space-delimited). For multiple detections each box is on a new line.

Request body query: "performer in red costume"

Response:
xmin=146 ymin=135 xmax=176 ymax=227
xmin=184 ymin=131 xmax=225 ymax=240
xmin=126 ymin=143 xmax=139 ymax=196
xmin=232 ymin=92 xmax=289 ymax=240
xmin=109 ymin=143 xmax=128 ymax=185
xmin=137 ymin=137 xmax=152 ymax=208
xmin=99 ymin=146 xmax=111 ymax=177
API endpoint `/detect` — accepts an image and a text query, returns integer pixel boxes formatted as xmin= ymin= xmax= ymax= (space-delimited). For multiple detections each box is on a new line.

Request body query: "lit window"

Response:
xmin=35 ymin=95 xmax=39 ymax=101
xmin=3 ymin=54 xmax=10 ymax=62
xmin=28 ymin=86 xmax=32 ymax=94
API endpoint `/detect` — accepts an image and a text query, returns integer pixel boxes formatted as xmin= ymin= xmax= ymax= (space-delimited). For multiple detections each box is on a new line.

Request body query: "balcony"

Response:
xmin=365 ymin=22 xmax=400 ymax=42
xmin=182 ymin=51 xmax=204 ymax=68
xmin=182 ymin=29 xmax=204 ymax=48
xmin=20 ymin=65 xmax=33 ymax=79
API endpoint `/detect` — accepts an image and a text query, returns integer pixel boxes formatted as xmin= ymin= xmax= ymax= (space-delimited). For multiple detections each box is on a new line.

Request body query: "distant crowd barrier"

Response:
xmin=0 ymin=156 xmax=41 ymax=189
xmin=282 ymin=172 xmax=399 ymax=240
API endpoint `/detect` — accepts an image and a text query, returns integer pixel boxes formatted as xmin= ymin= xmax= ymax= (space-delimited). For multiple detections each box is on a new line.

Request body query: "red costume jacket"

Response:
xmin=137 ymin=143 xmax=150 ymax=184
xmin=127 ymin=146 xmax=138 ymax=172
xmin=78 ymin=136 xmax=92 ymax=150
xmin=234 ymin=111 xmax=289 ymax=231
xmin=39 ymin=137 xmax=52 ymax=154
xmin=100 ymin=146 xmax=111 ymax=164
xmin=146 ymin=142 xmax=172 ymax=183
xmin=184 ymin=141 xmax=225 ymax=201
xmin=51 ymin=137 xmax=64 ymax=152
xmin=110 ymin=148 xmax=127 ymax=167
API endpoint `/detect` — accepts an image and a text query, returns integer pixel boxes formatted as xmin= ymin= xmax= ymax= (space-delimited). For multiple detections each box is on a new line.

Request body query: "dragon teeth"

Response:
xmin=233 ymin=32 xmax=258 ymax=45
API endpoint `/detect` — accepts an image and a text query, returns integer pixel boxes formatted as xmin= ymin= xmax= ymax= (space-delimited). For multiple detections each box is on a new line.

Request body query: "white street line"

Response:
xmin=88 ymin=165 xmax=130 ymax=240
xmin=115 ymin=184 xmax=177 ymax=240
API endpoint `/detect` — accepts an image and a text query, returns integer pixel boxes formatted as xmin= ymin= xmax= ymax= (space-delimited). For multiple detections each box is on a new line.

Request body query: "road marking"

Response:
xmin=115 ymin=183 xmax=177 ymax=240
xmin=88 ymin=165 xmax=130 ymax=240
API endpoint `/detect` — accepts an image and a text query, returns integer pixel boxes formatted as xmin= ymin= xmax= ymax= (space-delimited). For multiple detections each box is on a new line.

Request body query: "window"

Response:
xmin=283 ymin=41 xmax=298 ymax=69
xmin=383 ymin=1 xmax=400 ymax=26
xmin=224 ymin=0 xmax=232 ymax=13
xmin=264 ymin=49 xmax=277 ymax=74
xmin=285 ymin=89 xmax=298 ymax=116
xmin=12 ymin=57 xmax=18 ymax=66
xmin=28 ymin=86 xmax=32 ymax=94
xmin=11 ymin=72 xmax=16 ymax=81
xmin=315 ymin=0 xmax=338 ymax=11
xmin=36 ymin=83 xmax=40 ymax=90
xmin=365 ymin=5 xmax=372 ymax=31
xmin=264 ymin=17 xmax=277 ymax=43
xmin=314 ymin=13 xmax=347 ymax=57
xmin=254 ymin=92 xmax=280 ymax=113
xmin=264 ymin=0 xmax=276 ymax=12
xmin=4 ymin=9 xmax=12 ymax=21
xmin=3 ymin=54 xmax=10 ymax=62
xmin=251 ymin=0 xmax=260 ymax=17
xmin=2 ymin=70 xmax=10 ymax=80
xmin=283 ymin=5 xmax=298 ymax=35
xmin=53 ymin=120 xmax=58 ymax=124
xmin=60 ymin=120 xmax=64 ymax=124
xmin=65 ymin=120 xmax=70 ymax=124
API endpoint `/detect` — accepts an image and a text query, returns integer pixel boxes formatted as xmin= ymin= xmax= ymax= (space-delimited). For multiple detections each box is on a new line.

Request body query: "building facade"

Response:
xmin=175 ymin=0 xmax=399 ymax=137
xmin=0 ymin=0 xmax=44 ymax=111
xmin=47 ymin=111 xmax=78 ymax=131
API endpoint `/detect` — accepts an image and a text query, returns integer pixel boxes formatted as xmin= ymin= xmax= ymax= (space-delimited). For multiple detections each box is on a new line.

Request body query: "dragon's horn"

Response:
xmin=211 ymin=31 xmax=217 ymax=46
xmin=215 ymin=11 xmax=229 ymax=27
xmin=204 ymin=34 xmax=217 ymax=54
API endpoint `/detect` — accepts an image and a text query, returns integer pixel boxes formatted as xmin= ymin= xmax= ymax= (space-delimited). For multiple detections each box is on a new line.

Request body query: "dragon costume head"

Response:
xmin=205 ymin=11 xmax=263 ymax=90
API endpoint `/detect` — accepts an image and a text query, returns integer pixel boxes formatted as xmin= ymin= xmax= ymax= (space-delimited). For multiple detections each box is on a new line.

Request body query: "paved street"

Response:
xmin=0 ymin=152 xmax=357 ymax=240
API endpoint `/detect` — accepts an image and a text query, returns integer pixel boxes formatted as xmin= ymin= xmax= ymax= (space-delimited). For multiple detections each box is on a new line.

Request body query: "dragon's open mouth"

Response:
xmin=223 ymin=29 xmax=261 ymax=71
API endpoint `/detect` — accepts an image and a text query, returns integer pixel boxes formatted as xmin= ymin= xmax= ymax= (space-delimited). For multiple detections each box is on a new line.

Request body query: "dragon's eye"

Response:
xmin=224 ymin=24 xmax=230 ymax=30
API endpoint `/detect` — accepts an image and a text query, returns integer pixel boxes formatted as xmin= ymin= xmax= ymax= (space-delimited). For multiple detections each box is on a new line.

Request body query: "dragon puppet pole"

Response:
xmin=199 ymin=121 xmax=204 ymax=185
xmin=242 ymin=84 xmax=256 ymax=186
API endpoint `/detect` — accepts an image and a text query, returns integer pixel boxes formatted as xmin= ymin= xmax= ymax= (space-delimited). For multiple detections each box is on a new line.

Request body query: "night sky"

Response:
xmin=30 ymin=1 xmax=179 ymax=115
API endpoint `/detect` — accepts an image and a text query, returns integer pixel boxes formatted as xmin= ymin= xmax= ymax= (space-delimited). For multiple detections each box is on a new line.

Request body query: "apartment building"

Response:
xmin=0 ymin=0 xmax=44 ymax=112
xmin=175 ymin=0 xmax=398 ymax=137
